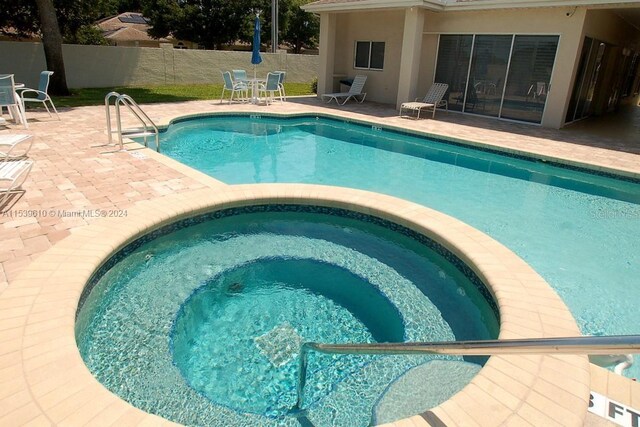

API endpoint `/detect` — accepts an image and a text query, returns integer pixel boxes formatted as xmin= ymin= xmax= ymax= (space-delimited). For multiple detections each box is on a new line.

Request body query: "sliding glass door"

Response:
xmin=501 ymin=35 xmax=559 ymax=123
xmin=466 ymin=35 xmax=512 ymax=117
xmin=565 ymin=37 xmax=607 ymax=123
xmin=434 ymin=34 xmax=559 ymax=124
xmin=434 ymin=35 xmax=473 ymax=112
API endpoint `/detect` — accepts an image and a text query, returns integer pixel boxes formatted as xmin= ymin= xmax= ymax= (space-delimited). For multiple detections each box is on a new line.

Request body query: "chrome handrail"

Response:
xmin=294 ymin=335 xmax=640 ymax=410
xmin=105 ymin=92 xmax=160 ymax=151
xmin=104 ymin=91 xmax=121 ymax=146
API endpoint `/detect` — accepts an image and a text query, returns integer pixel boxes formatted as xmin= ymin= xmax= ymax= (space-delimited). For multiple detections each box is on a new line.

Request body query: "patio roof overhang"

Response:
xmin=302 ymin=0 xmax=640 ymax=13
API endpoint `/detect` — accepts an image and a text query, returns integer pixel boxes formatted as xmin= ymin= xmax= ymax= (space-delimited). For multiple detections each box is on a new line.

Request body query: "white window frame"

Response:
xmin=354 ymin=41 xmax=385 ymax=71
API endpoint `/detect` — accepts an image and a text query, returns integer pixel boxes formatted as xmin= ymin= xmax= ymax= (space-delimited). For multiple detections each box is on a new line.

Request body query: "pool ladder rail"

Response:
xmin=105 ymin=92 xmax=160 ymax=152
xmin=293 ymin=334 xmax=640 ymax=411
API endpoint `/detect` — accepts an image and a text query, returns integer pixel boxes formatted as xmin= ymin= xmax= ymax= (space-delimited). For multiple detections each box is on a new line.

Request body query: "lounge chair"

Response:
xmin=0 ymin=74 xmax=28 ymax=129
xmin=399 ymin=83 xmax=449 ymax=119
xmin=322 ymin=75 xmax=367 ymax=105
xmin=0 ymin=160 xmax=33 ymax=207
xmin=220 ymin=71 xmax=248 ymax=104
xmin=19 ymin=71 xmax=60 ymax=120
xmin=0 ymin=134 xmax=34 ymax=161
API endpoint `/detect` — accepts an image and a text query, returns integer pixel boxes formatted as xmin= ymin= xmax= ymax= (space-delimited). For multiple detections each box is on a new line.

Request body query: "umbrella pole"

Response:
xmin=253 ymin=66 xmax=258 ymax=103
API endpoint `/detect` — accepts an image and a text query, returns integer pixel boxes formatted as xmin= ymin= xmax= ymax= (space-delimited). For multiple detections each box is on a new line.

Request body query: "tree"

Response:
xmin=144 ymin=0 xmax=254 ymax=50
xmin=280 ymin=0 xmax=318 ymax=54
xmin=34 ymin=0 xmax=70 ymax=95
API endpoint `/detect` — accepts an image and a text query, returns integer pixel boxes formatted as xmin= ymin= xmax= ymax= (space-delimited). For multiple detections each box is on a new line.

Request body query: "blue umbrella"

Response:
xmin=251 ymin=15 xmax=262 ymax=67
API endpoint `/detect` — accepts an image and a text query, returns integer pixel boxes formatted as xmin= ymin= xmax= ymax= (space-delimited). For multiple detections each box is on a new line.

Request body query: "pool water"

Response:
xmin=76 ymin=208 xmax=498 ymax=426
xmin=159 ymin=115 xmax=640 ymax=378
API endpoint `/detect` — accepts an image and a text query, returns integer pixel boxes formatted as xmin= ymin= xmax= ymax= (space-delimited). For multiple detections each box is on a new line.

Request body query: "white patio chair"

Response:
xmin=274 ymin=71 xmax=286 ymax=101
xmin=220 ymin=71 xmax=248 ymax=104
xmin=19 ymin=71 xmax=60 ymax=120
xmin=399 ymin=83 xmax=449 ymax=119
xmin=258 ymin=72 xmax=283 ymax=105
xmin=232 ymin=70 xmax=248 ymax=83
xmin=0 ymin=134 xmax=34 ymax=161
xmin=0 ymin=74 xmax=28 ymax=129
xmin=321 ymin=75 xmax=367 ymax=105
xmin=0 ymin=160 xmax=33 ymax=207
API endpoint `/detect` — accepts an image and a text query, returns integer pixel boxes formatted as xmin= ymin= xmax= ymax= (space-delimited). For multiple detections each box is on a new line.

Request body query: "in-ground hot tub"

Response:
xmin=75 ymin=204 xmax=499 ymax=426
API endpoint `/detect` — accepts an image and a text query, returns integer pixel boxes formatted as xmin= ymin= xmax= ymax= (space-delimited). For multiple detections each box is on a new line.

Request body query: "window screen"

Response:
xmin=355 ymin=42 xmax=371 ymax=68
xmin=370 ymin=42 xmax=385 ymax=70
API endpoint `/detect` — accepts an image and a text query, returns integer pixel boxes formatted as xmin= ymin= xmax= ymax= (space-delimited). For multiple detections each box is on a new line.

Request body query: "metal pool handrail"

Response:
xmin=294 ymin=335 xmax=640 ymax=410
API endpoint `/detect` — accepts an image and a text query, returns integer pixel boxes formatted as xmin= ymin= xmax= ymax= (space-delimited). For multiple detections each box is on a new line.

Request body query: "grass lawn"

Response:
xmin=52 ymin=83 xmax=316 ymax=108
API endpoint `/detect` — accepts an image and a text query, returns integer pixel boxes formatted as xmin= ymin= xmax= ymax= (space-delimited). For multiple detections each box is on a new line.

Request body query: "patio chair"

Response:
xmin=0 ymin=134 xmax=34 ymax=161
xmin=19 ymin=71 xmax=60 ymax=120
xmin=527 ymin=81 xmax=547 ymax=102
xmin=321 ymin=75 xmax=367 ymax=105
xmin=220 ymin=71 xmax=248 ymax=104
xmin=232 ymin=70 xmax=248 ymax=83
xmin=0 ymin=74 xmax=28 ymax=129
xmin=399 ymin=83 xmax=449 ymax=119
xmin=258 ymin=72 xmax=283 ymax=105
xmin=274 ymin=71 xmax=286 ymax=101
xmin=0 ymin=160 xmax=33 ymax=207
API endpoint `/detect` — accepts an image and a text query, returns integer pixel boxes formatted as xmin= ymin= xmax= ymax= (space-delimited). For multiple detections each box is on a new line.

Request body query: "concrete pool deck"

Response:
xmin=1 ymin=97 xmax=639 ymax=426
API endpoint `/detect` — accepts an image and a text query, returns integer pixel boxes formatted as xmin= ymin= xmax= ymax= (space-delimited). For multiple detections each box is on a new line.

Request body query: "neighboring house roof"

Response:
xmin=96 ymin=12 xmax=150 ymax=33
xmin=96 ymin=12 xmax=173 ymax=44
xmin=303 ymin=0 xmax=640 ymax=12
xmin=103 ymin=26 xmax=169 ymax=43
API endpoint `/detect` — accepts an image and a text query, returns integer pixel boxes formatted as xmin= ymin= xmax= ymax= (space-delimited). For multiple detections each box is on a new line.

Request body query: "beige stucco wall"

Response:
xmin=0 ymin=41 xmax=318 ymax=89
xmin=333 ymin=10 xmax=405 ymax=104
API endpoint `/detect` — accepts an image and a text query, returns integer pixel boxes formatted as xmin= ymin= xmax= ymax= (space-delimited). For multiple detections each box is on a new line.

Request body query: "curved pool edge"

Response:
xmin=2 ymin=184 xmax=590 ymax=426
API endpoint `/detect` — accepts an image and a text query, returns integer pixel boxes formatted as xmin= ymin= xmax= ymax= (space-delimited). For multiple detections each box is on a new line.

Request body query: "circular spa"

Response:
xmin=75 ymin=205 xmax=499 ymax=426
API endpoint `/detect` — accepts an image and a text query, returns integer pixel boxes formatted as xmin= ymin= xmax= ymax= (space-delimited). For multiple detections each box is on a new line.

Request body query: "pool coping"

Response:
xmin=0 ymin=184 xmax=590 ymax=426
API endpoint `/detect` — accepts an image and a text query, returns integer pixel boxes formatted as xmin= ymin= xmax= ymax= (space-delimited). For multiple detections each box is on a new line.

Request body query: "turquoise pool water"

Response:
xmin=159 ymin=115 xmax=640 ymax=377
xmin=76 ymin=207 xmax=498 ymax=426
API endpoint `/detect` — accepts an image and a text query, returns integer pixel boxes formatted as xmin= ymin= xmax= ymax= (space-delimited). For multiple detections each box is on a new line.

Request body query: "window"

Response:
xmin=354 ymin=41 xmax=385 ymax=70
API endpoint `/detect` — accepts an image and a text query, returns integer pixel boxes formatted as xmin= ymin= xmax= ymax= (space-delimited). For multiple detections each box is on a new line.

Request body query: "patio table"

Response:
xmin=247 ymin=77 xmax=266 ymax=104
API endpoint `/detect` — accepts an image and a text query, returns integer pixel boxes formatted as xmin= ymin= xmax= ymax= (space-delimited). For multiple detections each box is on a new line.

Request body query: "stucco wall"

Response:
xmin=333 ymin=11 xmax=405 ymax=104
xmin=0 ymin=42 xmax=318 ymax=89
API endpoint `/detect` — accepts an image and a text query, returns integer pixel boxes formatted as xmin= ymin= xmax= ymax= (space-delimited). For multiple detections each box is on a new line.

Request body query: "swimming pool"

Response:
xmin=159 ymin=114 xmax=640 ymax=377
xmin=75 ymin=205 xmax=498 ymax=426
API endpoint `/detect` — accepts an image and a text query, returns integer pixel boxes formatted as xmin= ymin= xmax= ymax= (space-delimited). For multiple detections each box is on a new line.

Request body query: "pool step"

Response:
xmin=371 ymin=359 xmax=481 ymax=425
xmin=254 ymin=323 xmax=302 ymax=367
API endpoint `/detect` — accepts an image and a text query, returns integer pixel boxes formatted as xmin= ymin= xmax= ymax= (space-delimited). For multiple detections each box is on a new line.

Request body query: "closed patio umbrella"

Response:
xmin=252 ymin=14 xmax=262 ymax=78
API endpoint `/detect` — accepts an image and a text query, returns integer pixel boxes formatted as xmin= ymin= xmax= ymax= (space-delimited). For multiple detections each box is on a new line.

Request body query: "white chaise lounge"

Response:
xmin=322 ymin=75 xmax=367 ymax=105
xmin=400 ymin=83 xmax=449 ymax=119
xmin=0 ymin=160 xmax=34 ymax=206
xmin=0 ymin=134 xmax=34 ymax=160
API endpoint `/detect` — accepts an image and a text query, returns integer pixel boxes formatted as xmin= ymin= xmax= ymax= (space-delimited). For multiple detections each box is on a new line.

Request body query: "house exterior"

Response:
xmin=96 ymin=12 xmax=198 ymax=49
xmin=303 ymin=0 xmax=640 ymax=128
